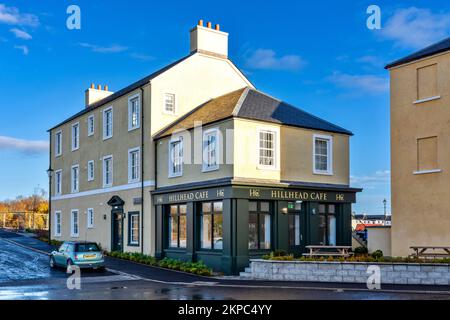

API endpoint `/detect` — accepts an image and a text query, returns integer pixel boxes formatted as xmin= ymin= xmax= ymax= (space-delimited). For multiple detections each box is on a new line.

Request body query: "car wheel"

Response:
xmin=49 ymin=256 xmax=56 ymax=268
xmin=66 ymin=259 xmax=74 ymax=274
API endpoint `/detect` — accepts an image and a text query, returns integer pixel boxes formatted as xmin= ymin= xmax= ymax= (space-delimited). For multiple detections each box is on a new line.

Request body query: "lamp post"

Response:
xmin=47 ymin=167 xmax=54 ymax=244
xmin=383 ymin=198 xmax=387 ymax=220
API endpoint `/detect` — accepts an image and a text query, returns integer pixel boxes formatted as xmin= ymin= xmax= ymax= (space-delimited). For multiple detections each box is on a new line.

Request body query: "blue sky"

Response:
xmin=1 ymin=0 xmax=449 ymax=214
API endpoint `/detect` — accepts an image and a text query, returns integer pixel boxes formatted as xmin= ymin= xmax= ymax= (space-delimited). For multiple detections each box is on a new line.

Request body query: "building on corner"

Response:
xmin=48 ymin=21 xmax=361 ymax=274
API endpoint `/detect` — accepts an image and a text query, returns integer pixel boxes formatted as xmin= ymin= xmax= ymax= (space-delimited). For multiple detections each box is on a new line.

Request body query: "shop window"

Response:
xmin=417 ymin=64 xmax=438 ymax=100
xmin=168 ymin=204 xmax=187 ymax=248
xmin=318 ymin=204 xmax=337 ymax=246
xmin=248 ymin=201 xmax=272 ymax=250
xmin=199 ymin=201 xmax=223 ymax=250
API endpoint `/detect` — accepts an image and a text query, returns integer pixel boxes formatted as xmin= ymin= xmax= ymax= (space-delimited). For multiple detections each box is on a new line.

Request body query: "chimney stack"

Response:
xmin=190 ymin=20 xmax=228 ymax=58
xmin=85 ymin=83 xmax=114 ymax=108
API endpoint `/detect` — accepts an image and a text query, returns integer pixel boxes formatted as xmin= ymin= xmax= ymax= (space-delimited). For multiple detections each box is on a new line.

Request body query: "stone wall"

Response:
xmin=243 ymin=259 xmax=450 ymax=285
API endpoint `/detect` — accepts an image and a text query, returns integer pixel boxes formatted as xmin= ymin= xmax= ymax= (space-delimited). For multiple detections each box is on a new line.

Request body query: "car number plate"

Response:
xmin=84 ymin=254 xmax=96 ymax=259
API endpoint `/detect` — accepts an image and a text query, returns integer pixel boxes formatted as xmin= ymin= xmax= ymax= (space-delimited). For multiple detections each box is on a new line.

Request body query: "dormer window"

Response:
xmin=164 ymin=93 xmax=176 ymax=114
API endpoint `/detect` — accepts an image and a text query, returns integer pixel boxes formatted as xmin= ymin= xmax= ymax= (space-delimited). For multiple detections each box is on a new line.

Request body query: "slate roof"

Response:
xmin=154 ymin=87 xmax=353 ymax=138
xmin=48 ymin=54 xmax=193 ymax=131
xmin=385 ymin=37 xmax=450 ymax=69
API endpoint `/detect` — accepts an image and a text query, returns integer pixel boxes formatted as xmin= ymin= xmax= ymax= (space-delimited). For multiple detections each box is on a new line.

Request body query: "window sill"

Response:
xmin=128 ymin=126 xmax=140 ymax=132
xmin=257 ymin=166 xmax=280 ymax=171
xmin=103 ymin=136 xmax=113 ymax=141
xmin=127 ymin=243 xmax=140 ymax=247
xmin=202 ymin=166 xmax=219 ymax=173
xmin=168 ymin=174 xmax=182 ymax=179
xmin=103 ymin=184 xmax=113 ymax=189
xmin=128 ymin=179 xmax=140 ymax=184
xmin=413 ymin=169 xmax=442 ymax=175
xmin=413 ymin=95 xmax=441 ymax=104
xmin=313 ymin=171 xmax=334 ymax=176
xmin=71 ymin=148 xmax=79 ymax=152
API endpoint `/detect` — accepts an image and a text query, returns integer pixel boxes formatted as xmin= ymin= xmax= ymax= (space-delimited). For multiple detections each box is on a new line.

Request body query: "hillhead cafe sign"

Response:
xmin=153 ymin=185 xmax=356 ymax=205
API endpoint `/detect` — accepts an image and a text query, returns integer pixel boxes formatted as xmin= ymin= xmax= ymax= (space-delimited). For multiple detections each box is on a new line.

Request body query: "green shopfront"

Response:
xmin=152 ymin=182 xmax=360 ymax=275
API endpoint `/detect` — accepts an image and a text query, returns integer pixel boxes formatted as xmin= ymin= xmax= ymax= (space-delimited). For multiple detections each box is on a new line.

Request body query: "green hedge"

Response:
xmin=262 ymin=251 xmax=450 ymax=264
xmin=108 ymin=251 xmax=213 ymax=276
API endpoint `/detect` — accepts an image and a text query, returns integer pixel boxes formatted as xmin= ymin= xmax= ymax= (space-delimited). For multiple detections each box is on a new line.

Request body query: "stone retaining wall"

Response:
xmin=244 ymin=259 xmax=450 ymax=285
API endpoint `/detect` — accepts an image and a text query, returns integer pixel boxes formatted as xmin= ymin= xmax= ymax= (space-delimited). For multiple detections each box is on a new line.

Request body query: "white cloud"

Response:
xmin=245 ymin=48 xmax=306 ymax=71
xmin=0 ymin=4 xmax=39 ymax=27
xmin=10 ymin=28 xmax=32 ymax=40
xmin=327 ymin=72 xmax=389 ymax=94
xmin=381 ymin=7 xmax=450 ymax=49
xmin=14 ymin=45 xmax=29 ymax=55
xmin=130 ymin=52 xmax=155 ymax=61
xmin=351 ymin=170 xmax=390 ymax=187
xmin=79 ymin=43 xmax=128 ymax=53
xmin=0 ymin=136 xmax=48 ymax=154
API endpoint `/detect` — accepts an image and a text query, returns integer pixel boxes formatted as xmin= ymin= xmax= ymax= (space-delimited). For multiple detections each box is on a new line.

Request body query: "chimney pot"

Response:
xmin=198 ymin=19 xmax=203 ymax=26
xmin=97 ymin=84 xmax=102 ymax=90
xmin=90 ymin=83 xmax=95 ymax=89
xmin=215 ymin=24 xmax=220 ymax=31
xmin=207 ymin=22 xmax=212 ymax=28
xmin=104 ymin=85 xmax=108 ymax=91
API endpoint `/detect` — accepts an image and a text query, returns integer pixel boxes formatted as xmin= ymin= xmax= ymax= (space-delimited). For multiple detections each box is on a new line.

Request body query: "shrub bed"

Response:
xmin=108 ymin=251 xmax=213 ymax=276
xmin=262 ymin=251 xmax=450 ymax=264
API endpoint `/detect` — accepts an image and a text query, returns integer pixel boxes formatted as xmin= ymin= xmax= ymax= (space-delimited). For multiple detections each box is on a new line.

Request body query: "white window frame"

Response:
xmin=128 ymin=147 xmax=141 ymax=183
xmin=129 ymin=213 xmax=139 ymax=245
xmin=54 ymin=211 xmax=61 ymax=237
xmin=256 ymin=127 xmax=280 ymax=170
xmin=163 ymin=93 xmax=176 ymax=115
xmin=102 ymin=155 xmax=113 ymax=188
xmin=87 ymin=114 xmax=95 ymax=136
xmin=168 ymin=136 xmax=183 ymax=178
xmin=71 ymin=209 xmax=79 ymax=237
xmin=128 ymin=94 xmax=141 ymax=131
xmin=71 ymin=122 xmax=80 ymax=151
xmin=202 ymin=128 xmax=220 ymax=172
xmin=313 ymin=134 xmax=333 ymax=175
xmin=87 ymin=160 xmax=95 ymax=182
xmin=103 ymin=106 xmax=113 ymax=140
xmin=55 ymin=169 xmax=62 ymax=196
xmin=55 ymin=130 xmax=62 ymax=157
xmin=71 ymin=164 xmax=79 ymax=193
xmin=87 ymin=208 xmax=94 ymax=229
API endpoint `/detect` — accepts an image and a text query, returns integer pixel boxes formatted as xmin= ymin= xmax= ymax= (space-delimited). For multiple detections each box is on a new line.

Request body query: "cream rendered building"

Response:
xmin=386 ymin=38 xmax=450 ymax=256
xmin=49 ymin=21 xmax=360 ymax=274
xmin=49 ymin=21 xmax=252 ymax=255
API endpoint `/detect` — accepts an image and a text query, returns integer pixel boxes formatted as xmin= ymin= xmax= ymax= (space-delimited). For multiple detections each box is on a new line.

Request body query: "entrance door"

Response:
xmin=112 ymin=211 xmax=124 ymax=252
xmin=288 ymin=201 xmax=305 ymax=256
xmin=318 ymin=203 xmax=337 ymax=246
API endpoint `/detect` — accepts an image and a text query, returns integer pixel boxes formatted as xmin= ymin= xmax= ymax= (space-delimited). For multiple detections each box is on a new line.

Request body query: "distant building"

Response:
xmin=352 ymin=214 xmax=391 ymax=230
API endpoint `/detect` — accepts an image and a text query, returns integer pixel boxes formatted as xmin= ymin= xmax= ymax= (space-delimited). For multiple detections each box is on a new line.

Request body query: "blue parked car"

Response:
xmin=50 ymin=241 xmax=105 ymax=272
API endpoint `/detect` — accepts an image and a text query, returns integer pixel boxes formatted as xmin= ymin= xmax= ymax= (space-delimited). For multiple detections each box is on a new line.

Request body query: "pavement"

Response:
xmin=1 ymin=228 xmax=450 ymax=300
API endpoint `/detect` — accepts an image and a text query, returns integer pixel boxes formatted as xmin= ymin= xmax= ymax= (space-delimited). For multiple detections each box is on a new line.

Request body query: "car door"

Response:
xmin=54 ymin=244 xmax=67 ymax=265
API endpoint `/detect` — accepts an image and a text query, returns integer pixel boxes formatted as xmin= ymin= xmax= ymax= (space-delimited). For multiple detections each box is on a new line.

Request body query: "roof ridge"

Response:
xmin=385 ymin=36 xmax=450 ymax=69
xmin=232 ymin=87 xmax=250 ymax=116
xmin=242 ymin=88 xmax=352 ymax=135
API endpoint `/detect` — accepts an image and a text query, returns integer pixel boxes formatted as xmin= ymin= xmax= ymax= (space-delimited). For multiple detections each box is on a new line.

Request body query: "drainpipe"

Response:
xmin=140 ymin=87 xmax=145 ymax=255
xmin=47 ymin=131 xmax=52 ymax=244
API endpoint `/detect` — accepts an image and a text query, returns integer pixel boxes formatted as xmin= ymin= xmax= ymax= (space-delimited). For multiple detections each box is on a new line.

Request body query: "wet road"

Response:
xmin=0 ymin=238 xmax=65 ymax=282
xmin=1 ymin=235 xmax=450 ymax=300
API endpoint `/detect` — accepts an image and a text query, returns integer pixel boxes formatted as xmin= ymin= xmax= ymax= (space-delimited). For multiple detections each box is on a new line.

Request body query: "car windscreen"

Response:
xmin=75 ymin=243 xmax=100 ymax=252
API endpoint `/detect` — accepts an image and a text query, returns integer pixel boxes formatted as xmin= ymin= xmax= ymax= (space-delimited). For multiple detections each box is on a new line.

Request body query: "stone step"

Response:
xmin=239 ymin=272 xmax=252 ymax=278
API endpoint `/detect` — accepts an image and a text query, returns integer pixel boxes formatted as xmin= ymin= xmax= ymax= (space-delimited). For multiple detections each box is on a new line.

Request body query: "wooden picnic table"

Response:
xmin=303 ymin=245 xmax=353 ymax=258
xmin=410 ymin=246 xmax=450 ymax=259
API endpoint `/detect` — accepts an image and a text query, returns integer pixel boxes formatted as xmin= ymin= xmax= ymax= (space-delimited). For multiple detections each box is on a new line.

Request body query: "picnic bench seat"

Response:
xmin=410 ymin=246 xmax=450 ymax=259
xmin=303 ymin=245 xmax=353 ymax=258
